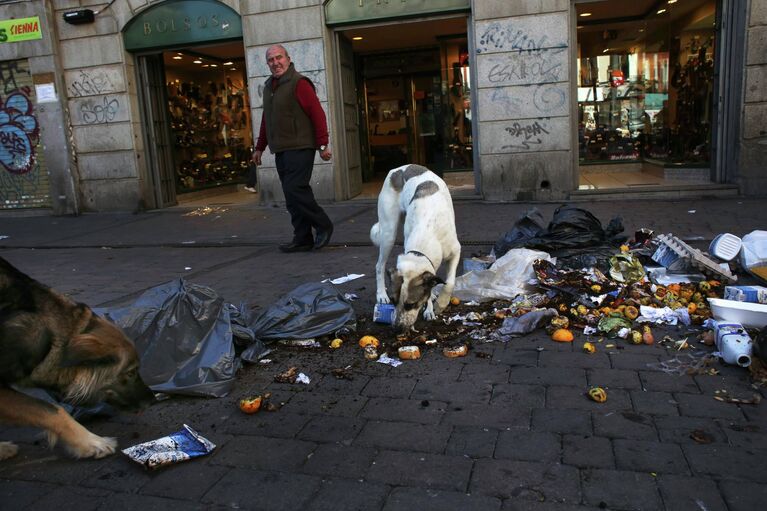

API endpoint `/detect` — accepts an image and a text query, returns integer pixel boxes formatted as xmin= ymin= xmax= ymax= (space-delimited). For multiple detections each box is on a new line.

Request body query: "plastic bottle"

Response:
xmin=713 ymin=321 xmax=753 ymax=367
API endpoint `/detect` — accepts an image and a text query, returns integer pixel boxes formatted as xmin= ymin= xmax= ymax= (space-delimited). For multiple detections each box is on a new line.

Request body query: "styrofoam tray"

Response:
xmin=708 ymin=298 xmax=767 ymax=329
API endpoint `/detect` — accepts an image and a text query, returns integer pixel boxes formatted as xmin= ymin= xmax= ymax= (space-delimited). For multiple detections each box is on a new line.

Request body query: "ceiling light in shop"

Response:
xmin=352 ymin=36 xmax=363 ymax=40
xmin=223 ymin=61 xmax=233 ymax=65
xmin=210 ymin=64 xmax=217 ymax=67
xmin=668 ymin=0 xmax=677 ymax=4
xmin=579 ymin=12 xmax=592 ymax=17
xmin=602 ymin=48 xmax=609 ymax=53
xmin=229 ymin=67 xmax=236 ymax=71
xmin=193 ymin=59 xmax=202 ymax=64
xmin=657 ymin=8 xmax=666 ymax=14
xmin=173 ymin=56 xmax=182 ymax=60
xmin=202 ymin=64 xmax=209 ymax=67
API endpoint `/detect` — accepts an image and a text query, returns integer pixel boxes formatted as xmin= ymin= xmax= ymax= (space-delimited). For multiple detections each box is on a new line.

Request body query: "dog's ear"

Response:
xmin=61 ymin=333 xmax=119 ymax=368
xmin=420 ymin=272 xmax=445 ymax=290
xmin=387 ymin=268 xmax=403 ymax=303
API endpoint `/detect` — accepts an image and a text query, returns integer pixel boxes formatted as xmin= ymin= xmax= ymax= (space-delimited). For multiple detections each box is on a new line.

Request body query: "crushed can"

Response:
xmin=373 ymin=303 xmax=395 ymax=324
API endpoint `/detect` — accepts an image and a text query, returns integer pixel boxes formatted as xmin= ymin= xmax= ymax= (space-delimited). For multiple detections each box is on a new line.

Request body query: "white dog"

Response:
xmin=370 ymin=164 xmax=461 ymax=332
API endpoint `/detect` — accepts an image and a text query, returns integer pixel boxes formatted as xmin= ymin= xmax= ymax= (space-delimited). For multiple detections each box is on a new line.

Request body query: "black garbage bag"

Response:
xmin=102 ymin=280 xmax=356 ymax=397
xmin=493 ymin=208 xmax=546 ymax=257
xmin=494 ymin=205 xmax=625 ymax=270
xmin=240 ymin=281 xmax=356 ymax=362
xmin=103 ymin=279 xmax=240 ymax=398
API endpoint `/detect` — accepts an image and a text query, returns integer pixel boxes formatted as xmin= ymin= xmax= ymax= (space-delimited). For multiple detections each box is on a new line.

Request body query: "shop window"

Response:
xmin=164 ymin=48 xmax=251 ymax=193
xmin=576 ymin=0 xmax=717 ymax=167
xmin=361 ymin=40 xmax=472 ymax=177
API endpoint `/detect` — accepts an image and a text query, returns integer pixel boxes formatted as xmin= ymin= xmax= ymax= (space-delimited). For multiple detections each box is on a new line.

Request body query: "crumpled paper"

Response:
xmin=637 ymin=305 xmax=691 ymax=326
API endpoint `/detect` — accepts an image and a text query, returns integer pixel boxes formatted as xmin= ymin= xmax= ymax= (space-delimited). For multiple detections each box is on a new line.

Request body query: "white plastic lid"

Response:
xmin=709 ymin=233 xmax=742 ymax=262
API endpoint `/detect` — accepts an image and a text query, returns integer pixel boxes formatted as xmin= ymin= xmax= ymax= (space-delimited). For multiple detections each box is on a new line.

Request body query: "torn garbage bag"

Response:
xmin=495 ymin=308 xmax=558 ymax=339
xmin=240 ymin=281 xmax=356 ymax=362
xmin=450 ymin=248 xmax=552 ymax=302
xmin=103 ymin=279 xmax=240 ymax=398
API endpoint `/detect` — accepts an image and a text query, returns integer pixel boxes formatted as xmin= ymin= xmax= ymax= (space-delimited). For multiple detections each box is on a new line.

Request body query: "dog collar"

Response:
xmin=407 ymin=250 xmax=435 ymax=271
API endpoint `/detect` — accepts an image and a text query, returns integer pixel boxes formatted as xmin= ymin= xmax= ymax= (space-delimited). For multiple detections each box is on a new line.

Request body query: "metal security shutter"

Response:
xmin=0 ymin=58 xmax=52 ymax=209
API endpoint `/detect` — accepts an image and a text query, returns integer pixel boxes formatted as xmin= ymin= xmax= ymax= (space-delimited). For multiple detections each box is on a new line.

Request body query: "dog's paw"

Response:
xmin=423 ymin=300 xmax=437 ymax=321
xmin=0 ymin=441 xmax=19 ymax=461
xmin=64 ymin=431 xmax=117 ymax=459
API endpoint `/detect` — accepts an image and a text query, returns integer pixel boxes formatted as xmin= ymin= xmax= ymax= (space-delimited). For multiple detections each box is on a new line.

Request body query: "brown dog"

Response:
xmin=0 ymin=256 xmax=154 ymax=460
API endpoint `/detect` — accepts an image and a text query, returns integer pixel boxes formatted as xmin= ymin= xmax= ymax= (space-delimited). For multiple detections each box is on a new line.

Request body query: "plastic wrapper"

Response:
xmin=449 ymin=248 xmax=552 ymax=302
xmin=122 ymin=424 xmax=215 ymax=470
xmin=495 ymin=308 xmax=558 ymax=339
xmin=240 ymin=281 xmax=356 ymax=362
xmin=609 ymin=253 xmax=646 ymax=283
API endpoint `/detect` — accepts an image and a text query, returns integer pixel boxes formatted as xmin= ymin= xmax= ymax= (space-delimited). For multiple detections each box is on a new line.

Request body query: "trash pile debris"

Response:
xmin=93 ymin=209 xmax=764 ymax=432
xmin=346 ymin=212 xmax=766 ymax=380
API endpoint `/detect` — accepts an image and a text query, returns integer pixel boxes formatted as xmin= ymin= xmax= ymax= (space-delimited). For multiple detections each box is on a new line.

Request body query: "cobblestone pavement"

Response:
xmin=1 ymin=197 xmax=766 ymax=510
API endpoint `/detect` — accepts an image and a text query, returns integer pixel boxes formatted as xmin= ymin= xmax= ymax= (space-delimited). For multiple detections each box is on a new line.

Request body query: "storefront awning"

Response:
xmin=123 ymin=0 xmax=242 ymax=52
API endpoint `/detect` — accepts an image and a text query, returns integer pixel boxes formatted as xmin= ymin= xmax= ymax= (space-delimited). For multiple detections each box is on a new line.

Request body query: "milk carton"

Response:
xmin=724 ymin=285 xmax=767 ymax=304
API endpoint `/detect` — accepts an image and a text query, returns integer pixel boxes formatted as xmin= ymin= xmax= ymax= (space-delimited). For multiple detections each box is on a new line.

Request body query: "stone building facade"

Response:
xmin=0 ymin=0 xmax=763 ymax=214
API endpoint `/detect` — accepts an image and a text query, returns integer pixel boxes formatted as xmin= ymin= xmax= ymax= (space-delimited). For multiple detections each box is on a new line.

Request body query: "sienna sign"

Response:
xmin=123 ymin=0 xmax=242 ymax=52
xmin=0 ymin=16 xmax=43 ymax=44
xmin=324 ymin=0 xmax=470 ymax=26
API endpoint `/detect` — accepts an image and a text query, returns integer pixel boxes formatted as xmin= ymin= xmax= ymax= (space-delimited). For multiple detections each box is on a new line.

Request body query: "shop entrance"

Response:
xmin=337 ymin=16 xmax=476 ymax=198
xmin=137 ymin=42 xmax=251 ymax=205
xmin=123 ymin=0 xmax=247 ymax=208
xmin=575 ymin=0 xmax=719 ymax=191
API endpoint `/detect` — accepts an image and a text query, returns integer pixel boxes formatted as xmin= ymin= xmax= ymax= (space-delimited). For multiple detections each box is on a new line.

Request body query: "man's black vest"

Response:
xmin=263 ymin=63 xmax=316 ymax=153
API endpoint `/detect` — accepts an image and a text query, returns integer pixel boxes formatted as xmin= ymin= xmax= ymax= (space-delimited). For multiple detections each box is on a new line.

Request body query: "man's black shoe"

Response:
xmin=314 ymin=226 xmax=333 ymax=250
xmin=279 ymin=241 xmax=313 ymax=253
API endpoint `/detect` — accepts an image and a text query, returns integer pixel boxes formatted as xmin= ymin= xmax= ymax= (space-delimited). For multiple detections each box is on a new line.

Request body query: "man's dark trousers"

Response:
xmin=276 ymin=149 xmax=333 ymax=245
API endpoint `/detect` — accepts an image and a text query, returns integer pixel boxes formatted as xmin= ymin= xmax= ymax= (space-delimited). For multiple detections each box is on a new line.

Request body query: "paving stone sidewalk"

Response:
xmin=1 ymin=196 xmax=765 ymax=510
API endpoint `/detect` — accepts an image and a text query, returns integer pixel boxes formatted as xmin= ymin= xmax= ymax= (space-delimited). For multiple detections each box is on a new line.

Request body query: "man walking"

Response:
xmin=252 ymin=44 xmax=333 ymax=252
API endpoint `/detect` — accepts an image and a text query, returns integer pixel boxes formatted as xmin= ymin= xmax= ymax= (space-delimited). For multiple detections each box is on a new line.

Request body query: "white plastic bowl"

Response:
xmin=708 ymin=298 xmax=767 ymax=328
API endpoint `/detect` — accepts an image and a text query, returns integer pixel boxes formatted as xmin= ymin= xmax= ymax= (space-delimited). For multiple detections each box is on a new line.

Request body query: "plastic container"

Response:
xmin=708 ymin=298 xmax=767 ymax=329
xmin=713 ymin=321 xmax=753 ymax=367
xmin=373 ymin=303 xmax=395 ymax=324
xmin=709 ymin=233 xmax=742 ymax=262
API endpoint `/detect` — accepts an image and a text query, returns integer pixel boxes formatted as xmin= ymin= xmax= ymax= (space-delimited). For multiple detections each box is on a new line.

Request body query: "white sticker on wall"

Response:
xmin=35 ymin=83 xmax=57 ymax=103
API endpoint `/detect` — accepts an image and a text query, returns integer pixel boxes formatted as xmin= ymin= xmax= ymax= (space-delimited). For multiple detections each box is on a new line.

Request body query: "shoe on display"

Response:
xmin=243 ymin=186 xmax=257 ymax=193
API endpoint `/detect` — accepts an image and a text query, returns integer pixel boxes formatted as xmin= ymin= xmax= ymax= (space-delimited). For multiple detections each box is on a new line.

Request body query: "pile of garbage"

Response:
xmin=379 ymin=207 xmax=767 ymax=374
xmin=97 ymin=207 xmax=766 ymax=399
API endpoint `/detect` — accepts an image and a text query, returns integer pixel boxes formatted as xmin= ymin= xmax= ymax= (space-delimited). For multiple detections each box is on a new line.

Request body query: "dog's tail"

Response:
xmin=370 ymin=223 xmax=382 ymax=247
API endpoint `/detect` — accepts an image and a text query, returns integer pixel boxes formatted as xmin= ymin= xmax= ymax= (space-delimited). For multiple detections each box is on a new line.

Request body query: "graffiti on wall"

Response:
xmin=502 ymin=120 xmax=551 ymax=150
xmin=0 ymin=61 xmax=22 ymax=95
xmin=0 ymin=93 xmax=38 ymax=174
xmin=488 ymin=83 xmax=567 ymax=118
xmin=68 ymin=69 xmax=117 ymax=97
xmin=478 ymin=22 xmax=554 ymax=55
xmin=80 ymin=96 xmax=120 ymax=124
xmin=0 ymin=59 xmax=49 ymax=209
